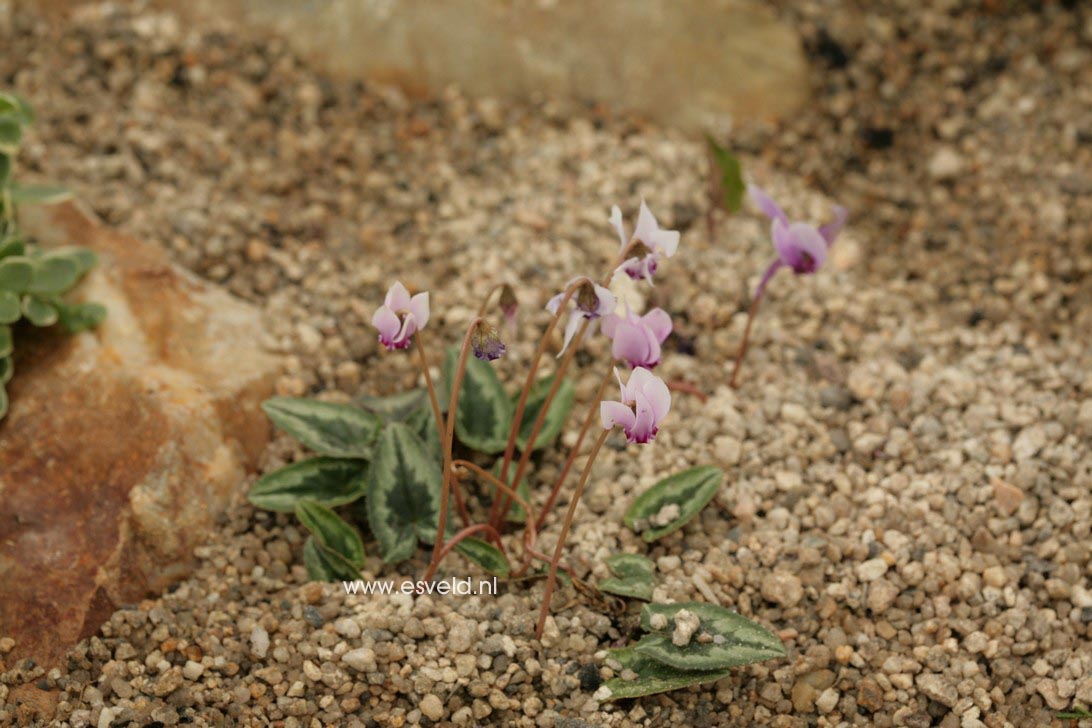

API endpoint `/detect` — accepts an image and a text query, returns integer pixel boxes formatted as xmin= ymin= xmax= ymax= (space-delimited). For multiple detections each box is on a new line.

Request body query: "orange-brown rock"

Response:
xmin=0 ymin=201 xmax=280 ymax=678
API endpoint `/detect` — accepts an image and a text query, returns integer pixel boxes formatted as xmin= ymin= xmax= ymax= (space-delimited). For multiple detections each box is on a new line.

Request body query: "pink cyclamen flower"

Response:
xmin=371 ymin=281 xmax=430 ymax=351
xmin=749 ymin=185 xmax=847 ymax=300
xmin=610 ymin=200 xmax=680 ymax=282
xmin=600 ymin=367 xmax=671 ymax=444
xmin=601 ymin=306 xmax=672 ymax=369
xmin=546 ymin=277 xmax=616 ymax=356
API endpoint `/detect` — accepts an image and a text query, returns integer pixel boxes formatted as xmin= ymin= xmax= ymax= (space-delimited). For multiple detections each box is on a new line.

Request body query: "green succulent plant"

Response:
xmin=0 ymin=91 xmax=105 ymax=421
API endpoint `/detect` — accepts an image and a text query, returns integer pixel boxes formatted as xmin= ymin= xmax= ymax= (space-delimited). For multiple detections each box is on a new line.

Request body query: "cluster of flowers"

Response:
xmin=372 ymin=200 xmax=685 ymax=444
xmin=369 ymin=187 xmax=845 ymax=634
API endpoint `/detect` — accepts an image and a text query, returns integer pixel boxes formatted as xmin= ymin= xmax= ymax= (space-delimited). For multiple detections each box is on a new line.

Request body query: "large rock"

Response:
xmin=189 ymin=0 xmax=808 ymax=131
xmin=0 ymin=202 xmax=280 ymax=676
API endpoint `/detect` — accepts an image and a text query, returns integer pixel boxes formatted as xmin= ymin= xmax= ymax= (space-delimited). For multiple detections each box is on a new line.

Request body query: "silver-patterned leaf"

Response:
xmin=636 ymin=602 xmax=785 ymax=671
xmin=295 ymin=499 xmax=365 ymax=571
xmin=444 ymin=345 xmax=512 ymax=453
xmin=302 ymin=536 xmax=361 ymax=582
xmin=357 ymin=389 xmax=429 ymax=422
xmin=454 ymin=537 xmax=510 ymax=577
xmin=624 ymin=465 xmax=724 ymax=542
xmin=248 ymin=457 xmax=369 ymax=512
xmin=262 ymin=396 xmax=380 ymax=458
xmin=599 ymin=644 xmax=733 ymax=701
xmin=599 ymin=553 xmax=655 ymax=601
xmin=366 ymin=423 xmax=443 ymax=563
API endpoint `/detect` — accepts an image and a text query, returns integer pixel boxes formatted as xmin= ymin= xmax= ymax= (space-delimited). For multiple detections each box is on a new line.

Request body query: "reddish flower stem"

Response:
xmin=728 ymin=293 xmax=763 ymax=389
xmin=450 ymin=459 xmax=535 ymax=527
xmin=492 ymin=317 xmax=591 ymax=528
xmin=490 ymin=278 xmax=589 ymax=525
xmin=535 ymin=428 xmax=610 ymax=639
xmin=432 ymin=523 xmax=506 ymax=566
xmin=423 ymin=317 xmax=482 ymax=583
xmin=475 ymin=283 xmax=505 ymax=318
xmin=531 ymin=364 xmax=614 ymax=535
xmin=666 ymin=379 xmax=708 ymax=403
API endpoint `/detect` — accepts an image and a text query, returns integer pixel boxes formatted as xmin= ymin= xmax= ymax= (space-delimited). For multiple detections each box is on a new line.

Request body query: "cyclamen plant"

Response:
xmin=250 ymin=200 xmax=786 ymax=699
xmin=0 ymin=91 xmax=106 ymax=421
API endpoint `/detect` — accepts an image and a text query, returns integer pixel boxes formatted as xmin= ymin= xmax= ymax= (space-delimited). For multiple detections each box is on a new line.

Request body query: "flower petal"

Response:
xmin=641 ymin=373 xmax=671 ymax=423
xmin=749 ymin=185 xmax=789 ymax=226
xmin=630 ymin=390 xmax=657 ymax=442
xmin=592 ymin=284 xmax=617 ymax=316
xmin=371 ymin=304 xmax=401 ymax=339
xmin=774 ymin=221 xmax=828 ymax=273
xmin=385 ymin=281 xmax=412 ymax=311
xmin=652 ymin=228 xmax=680 ymax=257
xmin=634 ymin=200 xmax=659 ymax=245
xmin=642 ymin=308 xmax=673 ymax=343
xmin=408 ymin=292 xmax=430 ymax=329
xmin=600 ymin=400 xmax=636 ymax=432
xmin=545 ymin=291 xmax=564 ymax=316
xmin=611 ymin=321 xmax=652 ymax=368
xmin=600 ymin=312 xmax=621 ymax=338
xmin=609 ymin=205 xmax=627 ymax=249
xmin=556 ymin=311 xmax=583 ymax=358
xmin=818 ymin=204 xmax=848 ymax=246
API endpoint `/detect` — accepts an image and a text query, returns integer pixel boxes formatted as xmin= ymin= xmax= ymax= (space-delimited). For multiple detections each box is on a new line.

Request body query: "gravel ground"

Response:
xmin=2 ymin=1 xmax=1090 ymax=726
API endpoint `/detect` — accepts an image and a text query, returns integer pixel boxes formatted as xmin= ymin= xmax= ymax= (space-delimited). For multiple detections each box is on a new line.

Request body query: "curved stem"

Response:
xmin=493 ymin=317 xmax=590 ymax=527
xmin=728 ymin=294 xmax=763 ymax=389
xmin=490 ymin=277 xmax=589 ymax=524
xmin=423 ymin=317 xmax=483 ymax=582
xmin=433 ymin=523 xmax=506 ymax=566
xmin=475 ymin=284 xmax=505 ymax=318
xmin=535 ymin=428 xmax=610 ymax=640
xmin=413 ymin=329 xmax=446 ymax=443
xmin=451 ymin=459 xmax=536 ymax=526
xmin=531 ymin=363 xmax=613 ymax=534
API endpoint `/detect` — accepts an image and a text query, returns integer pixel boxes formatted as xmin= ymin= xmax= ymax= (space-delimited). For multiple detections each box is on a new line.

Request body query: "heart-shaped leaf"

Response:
xmin=405 ymin=403 xmax=443 ymax=464
xmin=636 ymin=602 xmax=785 ymax=671
xmin=515 ymin=374 xmax=575 ymax=451
xmin=366 ymin=422 xmax=443 ymax=563
xmin=444 ymin=345 xmax=512 ymax=453
xmin=0 ymin=325 xmax=11 ymax=358
xmin=21 ymin=295 xmax=57 ymax=327
xmin=248 ymin=457 xmax=368 ymax=513
xmin=0 ymin=291 xmax=20 ymax=324
xmin=599 ymin=553 xmax=655 ymax=601
xmin=262 ymin=396 xmax=380 ymax=459
xmin=28 ymin=256 xmax=79 ymax=295
xmin=599 ymin=644 xmax=734 ymax=701
xmin=295 ymin=499 xmax=365 ymax=572
xmin=624 ymin=465 xmax=724 ymax=542
xmin=302 ymin=536 xmax=361 ymax=582
xmin=0 ymin=355 xmax=12 ymax=384
xmin=707 ymin=136 xmax=745 ymax=215
xmin=8 ymin=184 xmax=71 ymax=205
xmin=357 ymin=389 xmax=429 ymax=422
xmin=454 ymin=537 xmax=510 ymax=577
xmin=55 ymin=301 xmax=107 ymax=333
xmin=0 ymin=256 xmax=32 ymax=292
